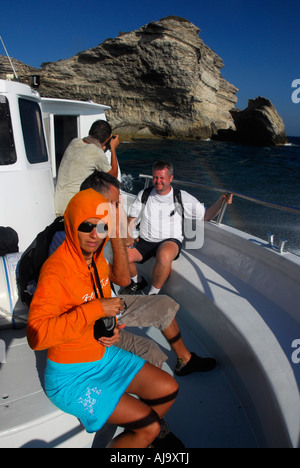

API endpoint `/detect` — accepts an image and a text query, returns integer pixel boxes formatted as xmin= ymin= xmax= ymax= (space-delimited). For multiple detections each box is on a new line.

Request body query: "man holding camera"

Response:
xmin=55 ymin=120 xmax=120 ymax=216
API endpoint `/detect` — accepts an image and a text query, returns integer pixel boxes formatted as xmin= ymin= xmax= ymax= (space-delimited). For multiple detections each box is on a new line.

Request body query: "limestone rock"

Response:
xmin=232 ymin=97 xmax=287 ymax=145
xmin=1 ymin=16 xmax=238 ymax=140
xmin=0 ymin=56 xmax=38 ymax=83
xmin=1 ymin=17 xmax=286 ymax=144
xmin=214 ymin=97 xmax=287 ymax=146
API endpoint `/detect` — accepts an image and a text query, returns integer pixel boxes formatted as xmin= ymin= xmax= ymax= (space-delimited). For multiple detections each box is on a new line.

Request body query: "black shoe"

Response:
xmin=174 ymin=352 xmax=217 ymax=376
xmin=119 ymin=277 xmax=148 ymax=295
xmin=152 ymin=419 xmax=185 ymax=449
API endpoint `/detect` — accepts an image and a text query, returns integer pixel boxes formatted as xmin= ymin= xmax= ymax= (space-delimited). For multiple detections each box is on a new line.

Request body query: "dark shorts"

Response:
xmin=134 ymin=238 xmax=182 ymax=264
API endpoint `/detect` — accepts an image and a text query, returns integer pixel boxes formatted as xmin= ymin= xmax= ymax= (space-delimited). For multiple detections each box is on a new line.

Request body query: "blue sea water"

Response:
xmin=117 ymin=137 xmax=300 ymax=255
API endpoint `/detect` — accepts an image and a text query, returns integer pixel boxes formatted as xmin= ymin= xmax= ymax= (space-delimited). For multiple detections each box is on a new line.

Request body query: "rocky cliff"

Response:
xmin=0 ymin=16 xmax=287 ymax=144
xmin=0 ymin=16 xmax=238 ymax=140
xmin=231 ymin=97 xmax=287 ymax=145
xmin=214 ymin=97 xmax=287 ymax=145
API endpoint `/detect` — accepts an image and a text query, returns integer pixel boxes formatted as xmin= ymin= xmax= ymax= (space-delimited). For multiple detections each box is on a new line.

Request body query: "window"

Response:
xmin=0 ymin=96 xmax=16 ymax=165
xmin=54 ymin=115 xmax=78 ymax=172
xmin=19 ymin=98 xmax=48 ymax=164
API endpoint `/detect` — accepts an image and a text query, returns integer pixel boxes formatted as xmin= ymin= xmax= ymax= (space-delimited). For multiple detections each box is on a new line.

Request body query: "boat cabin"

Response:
xmin=0 ymin=78 xmax=112 ymax=251
xmin=41 ymin=97 xmax=110 ymax=179
xmin=0 ymin=78 xmax=113 ymax=327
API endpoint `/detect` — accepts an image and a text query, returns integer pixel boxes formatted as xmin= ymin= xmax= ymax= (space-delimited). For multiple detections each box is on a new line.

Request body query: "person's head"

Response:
xmin=64 ymin=189 xmax=111 ymax=262
xmin=77 ymin=217 xmax=108 ymax=260
xmin=80 ymin=170 xmax=121 ymax=207
xmin=89 ymin=120 xmax=112 ymax=144
xmin=152 ymin=161 xmax=174 ymax=195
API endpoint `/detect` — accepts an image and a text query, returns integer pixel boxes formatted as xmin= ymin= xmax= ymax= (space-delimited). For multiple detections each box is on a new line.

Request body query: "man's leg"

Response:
xmin=127 ymin=247 xmax=141 ymax=278
xmin=118 ymin=295 xmax=179 ymax=332
xmin=127 ymin=246 xmax=143 ymax=276
xmin=115 ymin=329 xmax=167 ymax=368
xmin=118 ymin=295 xmax=216 ymax=375
xmin=119 ymin=296 xmax=189 ymax=364
xmin=150 ymin=241 xmax=179 ymax=293
xmin=120 ymin=246 xmax=148 ymax=294
xmin=162 ymin=318 xmax=216 ymax=375
xmin=161 ymin=318 xmax=191 ymax=364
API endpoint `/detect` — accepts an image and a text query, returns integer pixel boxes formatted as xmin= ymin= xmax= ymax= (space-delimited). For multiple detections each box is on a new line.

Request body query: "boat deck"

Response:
xmin=1 ymin=223 xmax=299 ymax=448
xmin=0 ymin=318 xmax=257 ymax=448
xmin=122 ymin=311 xmax=258 ymax=448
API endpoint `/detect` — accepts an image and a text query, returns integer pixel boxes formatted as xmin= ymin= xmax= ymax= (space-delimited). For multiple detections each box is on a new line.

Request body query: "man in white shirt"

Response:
xmin=123 ymin=161 xmax=232 ymax=296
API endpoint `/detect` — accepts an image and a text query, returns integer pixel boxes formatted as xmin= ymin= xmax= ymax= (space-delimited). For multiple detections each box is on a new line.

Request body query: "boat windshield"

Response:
xmin=0 ymin=96 xmax=16 ymax=165
xmin=19 ymin=98 xmax=48 ymax=164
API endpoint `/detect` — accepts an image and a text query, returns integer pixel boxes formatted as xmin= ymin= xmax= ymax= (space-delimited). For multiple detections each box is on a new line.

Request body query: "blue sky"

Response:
xmin=1 ymin=0 xmax=299 ymax=136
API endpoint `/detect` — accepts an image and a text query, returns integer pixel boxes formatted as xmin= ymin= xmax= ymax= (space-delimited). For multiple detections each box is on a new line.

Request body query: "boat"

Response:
xmin=0 ymin=76 xmax=299 ymax=448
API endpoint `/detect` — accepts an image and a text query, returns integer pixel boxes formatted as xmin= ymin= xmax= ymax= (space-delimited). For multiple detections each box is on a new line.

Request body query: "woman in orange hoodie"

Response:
xmin=27 ymin=189 xmax=178 ymax=448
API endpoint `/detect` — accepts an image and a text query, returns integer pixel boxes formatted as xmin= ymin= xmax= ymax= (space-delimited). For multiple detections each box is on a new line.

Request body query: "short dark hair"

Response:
xmin=80 ymin=170 xmax=122 ymax=195
xmin=152 ymin=161 xmax=174 ymax=176
xmin=89 ymin=120 xmax=112 ymax=143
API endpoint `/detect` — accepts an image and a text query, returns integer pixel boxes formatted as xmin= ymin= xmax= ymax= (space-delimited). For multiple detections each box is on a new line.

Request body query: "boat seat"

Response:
xmin=0 ymin=329 xmax=98 ymax=447
xmin=137 ymin=222 xmax=300 ymax=448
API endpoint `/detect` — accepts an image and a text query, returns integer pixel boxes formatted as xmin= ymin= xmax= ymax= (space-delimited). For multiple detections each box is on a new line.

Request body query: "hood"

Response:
xmin=64 ymin=188 xmax=112 ymax=268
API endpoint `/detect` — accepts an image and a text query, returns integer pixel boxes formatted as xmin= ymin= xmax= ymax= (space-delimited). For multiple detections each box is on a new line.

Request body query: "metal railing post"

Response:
xmin=216 ymin=200 xmax=228 ymax=224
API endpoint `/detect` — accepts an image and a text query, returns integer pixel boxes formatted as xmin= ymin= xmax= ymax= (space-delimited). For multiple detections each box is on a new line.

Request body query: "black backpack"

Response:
xmin=0 ymin=226 xmax=19 ymax=256
xmin=135 ymin=186 xmax=184 ymax=232
xmin=17 ymin=216 xmax=65 ymax=306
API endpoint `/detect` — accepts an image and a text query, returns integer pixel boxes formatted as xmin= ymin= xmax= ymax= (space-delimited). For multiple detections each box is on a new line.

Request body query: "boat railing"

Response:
xmin=139 ymin=174 xmax=300 ymax=253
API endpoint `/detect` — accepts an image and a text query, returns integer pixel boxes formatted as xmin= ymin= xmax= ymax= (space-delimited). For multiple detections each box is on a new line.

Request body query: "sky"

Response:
xmin=1 ymin=0 xmax=299 ymax=136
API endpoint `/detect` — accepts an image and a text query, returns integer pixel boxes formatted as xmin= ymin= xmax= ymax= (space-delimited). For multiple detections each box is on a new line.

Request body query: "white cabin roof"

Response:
xmin=41 ymin=97 xmax=110 ymax=115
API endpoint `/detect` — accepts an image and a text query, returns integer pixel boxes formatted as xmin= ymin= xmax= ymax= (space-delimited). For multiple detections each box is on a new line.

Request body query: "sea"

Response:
xmin=117 ymin=136 xmax=300 ymax=256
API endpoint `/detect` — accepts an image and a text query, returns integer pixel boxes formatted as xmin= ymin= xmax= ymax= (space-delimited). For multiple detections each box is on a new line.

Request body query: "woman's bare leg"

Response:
xmin=107 ymin=393 xmax=160 ymax=448
xmin=126 ymin=362 xmax=179 ymax=419
xmin=107 ymin=363 xmax=178 ymax=448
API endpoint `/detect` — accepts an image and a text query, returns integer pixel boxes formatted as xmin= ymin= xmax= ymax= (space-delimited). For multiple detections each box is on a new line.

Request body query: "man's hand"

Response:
xmin=222 ymin=193 xmax=233 ymax=204
xmin=110 ymin=134 xmax=120 ymax=152
xmin=204 ymin=192 xmax=233 ymax=221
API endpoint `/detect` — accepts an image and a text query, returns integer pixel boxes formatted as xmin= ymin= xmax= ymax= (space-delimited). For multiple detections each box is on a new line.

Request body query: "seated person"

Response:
xmin=27 ymin=189 xmax=179 ymax=448
xmin=122 ymin=160 xmax=233 ymax=296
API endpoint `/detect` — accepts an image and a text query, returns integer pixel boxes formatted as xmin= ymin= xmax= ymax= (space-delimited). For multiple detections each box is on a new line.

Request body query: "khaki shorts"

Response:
xmin=115 ymin=295 xmax=179 ymax=367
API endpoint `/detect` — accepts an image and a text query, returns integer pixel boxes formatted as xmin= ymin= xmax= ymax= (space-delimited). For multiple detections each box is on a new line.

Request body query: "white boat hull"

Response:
xmin=137 ymin=220 xmax=300 ymax=448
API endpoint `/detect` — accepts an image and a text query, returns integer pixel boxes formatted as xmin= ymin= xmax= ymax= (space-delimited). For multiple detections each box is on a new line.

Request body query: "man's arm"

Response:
xmin=204 ymin=193 xmax=233 ymax=221
xmin=108 ymin=202 xmax=131 ymax=287
xmin=126 ymin=216 xmax=137 ymax=247
xmin=125 ymin=191 xmax=143 ymax=247
xmin=107 ymin=135 xmax=119 ymax=179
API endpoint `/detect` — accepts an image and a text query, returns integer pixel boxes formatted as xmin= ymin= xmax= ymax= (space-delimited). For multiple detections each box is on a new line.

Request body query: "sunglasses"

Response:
xmin=78 ymin=221 xmax=108 ymax=236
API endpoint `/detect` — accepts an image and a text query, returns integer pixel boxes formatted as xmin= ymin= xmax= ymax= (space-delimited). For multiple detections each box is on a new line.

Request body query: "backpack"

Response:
xmin=0 ymin=226 xmax=19 ymax=256
xmin=135 ymin=186 xmax=184 ymax=233
xmin=17 ymin=216 xmax=64 ymax=306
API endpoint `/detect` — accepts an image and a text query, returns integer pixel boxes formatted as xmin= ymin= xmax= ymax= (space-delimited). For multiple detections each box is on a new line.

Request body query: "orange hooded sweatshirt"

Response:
xmin=27 ymin=189 xmax=113 ymax=364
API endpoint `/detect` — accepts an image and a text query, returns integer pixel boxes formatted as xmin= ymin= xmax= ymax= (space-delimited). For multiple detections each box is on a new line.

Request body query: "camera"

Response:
xmin=104 ymin=135 xmax=116 ymax=152
xmin=94 ymin=316 xmax=116 ymax=339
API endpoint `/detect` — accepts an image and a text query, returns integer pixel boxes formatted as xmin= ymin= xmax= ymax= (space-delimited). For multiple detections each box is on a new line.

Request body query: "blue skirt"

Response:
xmin=44 ymin=346 xmax=145 ymax=433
